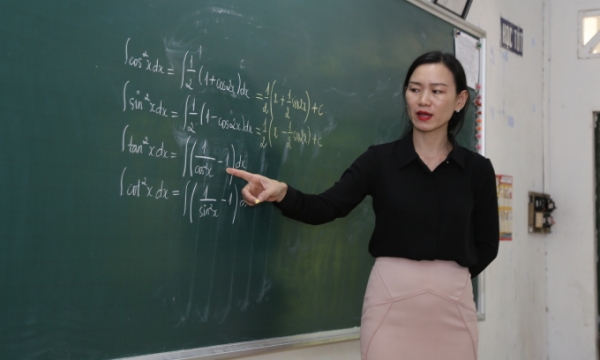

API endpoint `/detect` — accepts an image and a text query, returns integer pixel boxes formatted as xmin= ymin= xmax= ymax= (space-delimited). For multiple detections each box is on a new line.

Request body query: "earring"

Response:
xmin=455 ymin=109 xmax=460 ymax=113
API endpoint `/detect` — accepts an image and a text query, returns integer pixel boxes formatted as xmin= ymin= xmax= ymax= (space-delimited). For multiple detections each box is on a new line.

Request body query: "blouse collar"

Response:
xmin=395 ymin=131 xmax=466 ymax=170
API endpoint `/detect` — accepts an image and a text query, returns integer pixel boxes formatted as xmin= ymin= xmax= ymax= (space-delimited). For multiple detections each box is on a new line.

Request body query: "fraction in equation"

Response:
xmin=118 ymin=169 xmax=246 ymax=225
xmin=255 ymin=119 xmax=322 ymax=149
xmin=255 ymin=81 xmax=325 ymax=123
xmin=182 ymin=139 xmax=247 ymax=179
xmin=182 ymin=97 xmax=253 ymax=135
xmin=181 ymin=181 xmax=246 ymax=224
xmin=180 ymin=48 xmax=250 ymax=99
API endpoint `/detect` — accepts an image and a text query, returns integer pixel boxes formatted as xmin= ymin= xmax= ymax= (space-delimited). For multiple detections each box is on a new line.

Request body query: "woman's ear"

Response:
xmin=455 ymin=89 xmax=468 ymax=112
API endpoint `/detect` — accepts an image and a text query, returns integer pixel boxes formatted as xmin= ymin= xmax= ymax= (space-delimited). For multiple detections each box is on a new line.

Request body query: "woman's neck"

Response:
xmin=412 ymin=130 xmax=452 ymax=171
xmin=412 ymin=130 xmax=452 ymax=158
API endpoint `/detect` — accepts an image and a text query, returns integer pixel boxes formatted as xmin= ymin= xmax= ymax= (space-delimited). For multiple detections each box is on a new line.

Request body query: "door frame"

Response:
xmin=594 ymin=111 xmax=600 ymax=356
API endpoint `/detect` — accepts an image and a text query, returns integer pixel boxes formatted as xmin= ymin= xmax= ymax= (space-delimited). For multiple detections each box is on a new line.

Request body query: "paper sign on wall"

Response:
xmin=500 ymin=18 xmax=523 ymax=56
xmin=454 ymin=30 xmax=480 ymax=89
xmin=496 ymin=175 xmax=513 ymax=241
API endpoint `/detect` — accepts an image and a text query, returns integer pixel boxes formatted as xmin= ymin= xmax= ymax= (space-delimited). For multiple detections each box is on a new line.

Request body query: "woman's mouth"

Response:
xmin=416 ymin=111 xmax=433 ymax=121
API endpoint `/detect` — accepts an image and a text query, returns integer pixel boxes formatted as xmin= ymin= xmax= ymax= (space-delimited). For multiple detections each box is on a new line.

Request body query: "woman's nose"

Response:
xmin=418 ymin=91 xmax=431 ymax=106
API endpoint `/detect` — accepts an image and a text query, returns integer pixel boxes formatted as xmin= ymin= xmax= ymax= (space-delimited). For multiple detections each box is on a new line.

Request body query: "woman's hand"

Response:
xmin=226 ymin=168 xmax=288 ymax=206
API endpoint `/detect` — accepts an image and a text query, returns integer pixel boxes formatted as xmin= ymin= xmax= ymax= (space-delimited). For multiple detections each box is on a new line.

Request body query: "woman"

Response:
xmin=227 ymin=51 xmax=499 ymax=360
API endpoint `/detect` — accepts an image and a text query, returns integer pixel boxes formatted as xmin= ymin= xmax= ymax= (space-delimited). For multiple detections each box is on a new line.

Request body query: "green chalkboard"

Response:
xmin=0 ymin=0 xmax=479 ymax=359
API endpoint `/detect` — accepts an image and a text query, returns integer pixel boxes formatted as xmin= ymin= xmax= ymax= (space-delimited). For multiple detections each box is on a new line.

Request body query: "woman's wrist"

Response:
xmin=275 ymin=182 xmax=288 ymax=203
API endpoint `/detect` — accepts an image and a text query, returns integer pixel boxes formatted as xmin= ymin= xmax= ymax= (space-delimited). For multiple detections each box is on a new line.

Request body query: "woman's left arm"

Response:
xmin=469 ymin=159 xmax=500 ymax=278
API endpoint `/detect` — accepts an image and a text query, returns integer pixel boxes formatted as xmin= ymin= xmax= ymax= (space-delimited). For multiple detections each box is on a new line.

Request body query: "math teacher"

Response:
xmin=227 ymin=51 xmax=500 ymax=360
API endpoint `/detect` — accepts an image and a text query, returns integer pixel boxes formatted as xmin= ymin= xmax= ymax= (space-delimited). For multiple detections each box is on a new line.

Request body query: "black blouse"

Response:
xmin=274 ymin=134 xmax=500 ymax=278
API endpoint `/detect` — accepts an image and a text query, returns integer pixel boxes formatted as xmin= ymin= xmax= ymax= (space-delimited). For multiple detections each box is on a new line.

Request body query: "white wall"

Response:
xmin=546 ymin=0 xmax=600 ymax=359
xmin=231 ymin=0 xmax=600 ymax=359
xmin=468 ymin=0 xmax=548 ymax=359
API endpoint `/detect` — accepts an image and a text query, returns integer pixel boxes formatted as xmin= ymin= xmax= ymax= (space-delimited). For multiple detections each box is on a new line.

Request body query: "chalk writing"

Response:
xmin=256 ymin=81 xmax=324 ymax=123
xmin=122 ymin=81 xmax=179 ymax=119
xmin=124 ymin=38 xmax=175 ymax=75
xmin=121 ymin=125 xmax=178 ymax=159
xmin=119 ymin=168 xmax=171 ymax=200
xmin=118 ymin=37 xmax=330 ymax=225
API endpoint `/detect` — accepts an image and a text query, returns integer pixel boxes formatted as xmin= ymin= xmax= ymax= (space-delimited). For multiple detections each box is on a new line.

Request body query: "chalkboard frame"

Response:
xmin=119 ymin=328 xmax=359 ymax=360
xmin=113 ymin=1 xmax=488 ymax=359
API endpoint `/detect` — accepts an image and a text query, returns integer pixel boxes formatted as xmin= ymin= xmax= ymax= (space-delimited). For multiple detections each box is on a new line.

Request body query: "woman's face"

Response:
xmin=405 ymin=63 xmax=467 ymax=137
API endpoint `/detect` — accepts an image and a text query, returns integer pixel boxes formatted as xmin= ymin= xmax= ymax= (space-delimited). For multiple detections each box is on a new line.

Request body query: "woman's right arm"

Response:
xmin=226 ymin=147 xmax=376 ymax=225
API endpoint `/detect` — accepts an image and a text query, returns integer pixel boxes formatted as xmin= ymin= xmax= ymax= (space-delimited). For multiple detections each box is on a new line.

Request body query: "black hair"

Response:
xmin=401 ymin=51 xmax=470 ymax=141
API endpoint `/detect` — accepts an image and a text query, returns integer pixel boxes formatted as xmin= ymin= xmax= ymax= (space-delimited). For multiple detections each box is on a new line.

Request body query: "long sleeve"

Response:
xmin=469 ymin=159 xmax=500 ymax=278
xmin=273 ymin=148 xmax=376 ymax=225
xmin=272 ymin=137 xmax=500 ymax=274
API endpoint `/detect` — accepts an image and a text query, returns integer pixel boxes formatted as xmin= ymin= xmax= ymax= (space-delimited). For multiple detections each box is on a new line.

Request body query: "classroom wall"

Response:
xmin=469 ymin=0 xmax=548 ymax=359
xmin=546 ymin=0 xmax=600 ymax=359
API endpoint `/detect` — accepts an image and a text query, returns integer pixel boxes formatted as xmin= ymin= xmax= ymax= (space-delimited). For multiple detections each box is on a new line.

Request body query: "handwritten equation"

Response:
xmin=119 ymin=37 xmax=330 ymax=224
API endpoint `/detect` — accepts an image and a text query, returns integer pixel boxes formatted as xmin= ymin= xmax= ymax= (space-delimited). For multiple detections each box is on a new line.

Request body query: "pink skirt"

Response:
xmin=360 ymin=257 xmax=478 ymax=360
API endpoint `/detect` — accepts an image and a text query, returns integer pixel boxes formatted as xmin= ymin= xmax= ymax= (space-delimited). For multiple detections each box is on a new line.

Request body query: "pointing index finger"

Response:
xmin=226 ymin=168 xmax=255 ymax=182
